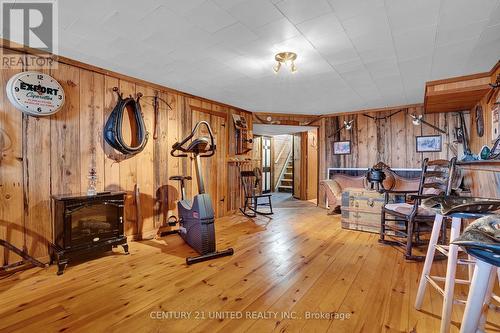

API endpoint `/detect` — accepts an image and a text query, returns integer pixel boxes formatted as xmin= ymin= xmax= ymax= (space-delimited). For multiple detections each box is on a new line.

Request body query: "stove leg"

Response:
xmin=57 ymin=259 xmax=68 ymax=276
xmin=50 ymin=245 xmax=68 ymax=276
xmin=122 ymin=244 xmax=129 ymax=255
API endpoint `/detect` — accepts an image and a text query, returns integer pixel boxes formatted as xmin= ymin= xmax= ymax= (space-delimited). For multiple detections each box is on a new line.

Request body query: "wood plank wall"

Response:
xmin=0 ymin=49 xmax=251 ymax=263
xmin=465 ymin=62 xmax=500 ymax=198
xmin=323 ymin=106 xmax=461 ymax=170
xmin=318 ymin=106 xmax=468 ymax=207
xmin=470 ymin=63 xmax=500 ymax=152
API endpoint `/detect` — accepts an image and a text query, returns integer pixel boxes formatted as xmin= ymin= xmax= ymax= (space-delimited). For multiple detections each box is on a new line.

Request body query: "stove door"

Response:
xmin=67 ymin=200 xmax=122 ymax=249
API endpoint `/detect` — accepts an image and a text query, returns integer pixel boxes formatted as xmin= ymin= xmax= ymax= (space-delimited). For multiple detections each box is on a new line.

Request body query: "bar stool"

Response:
xmin=460 ymin=259 xmax=497 ymax=333
xmin=414 ymin=194 xmax=500 ymax=332
xmin=451 ymin=215 xmax=500 ymax=333
xmin=415 ymin=211 xmax=484 ymax=333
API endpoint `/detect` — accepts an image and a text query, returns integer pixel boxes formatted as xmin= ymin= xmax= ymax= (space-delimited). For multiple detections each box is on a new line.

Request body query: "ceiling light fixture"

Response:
xmin=273 ymin=52 xmax=297 ymax=73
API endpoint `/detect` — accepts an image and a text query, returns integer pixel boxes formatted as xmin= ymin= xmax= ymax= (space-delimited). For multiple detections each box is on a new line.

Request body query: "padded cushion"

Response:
xmin=327 ymin=180 xmax=342 ymax=197
xmin=385 ymin=203 xmax=435 ymax=216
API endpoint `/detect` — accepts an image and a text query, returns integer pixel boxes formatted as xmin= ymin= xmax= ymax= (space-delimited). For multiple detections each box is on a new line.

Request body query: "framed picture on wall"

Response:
xmin=416 ymin=135 xmax=442 ymax=152
xmin=492 ymin=92 xmax=500 ymax=142
xmin=333 ymin=140 xmax=351 ymax=155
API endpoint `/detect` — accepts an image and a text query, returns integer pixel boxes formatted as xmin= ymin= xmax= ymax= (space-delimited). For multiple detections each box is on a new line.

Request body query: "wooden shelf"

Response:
xmin=424 ymin=72 xmax=492 ymax=114
xmin=456 ymin=160 xmax=500 ymax=172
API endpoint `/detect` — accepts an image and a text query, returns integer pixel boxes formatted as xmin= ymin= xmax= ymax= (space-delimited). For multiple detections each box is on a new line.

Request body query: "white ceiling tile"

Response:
xmin=212 ymin=0 xmax=248 ymax=10
xmin=271 ymin=35 xmax=317 ymax=55
xmin=352 ymin=83 xmax=382 ymax=101
xmin=431 ymin=38 xmax=478 ymax=79
xmin=365 ymin=58 xmax=400 ymax=79
xmin=341 ymin=68 xmax=373 ymax=85
xmin=296 ymin=13 xmax=344 ymax=42
xmin=137 ymin=7 xmax=200 ymax=42
xmin=393 ymin=24 xmax=436 ymax=61
xmin=436 ymin=20 xmax=489 ymax=46
xmin=253 ymin=18 xmax=301 ymax=45
xmin=307 ymin=31 xmax=354 ymax=56
xmin=324 ymin=47 xmax=359 ymax=66
xmin=350 ymin=30 xmax=393 ymax=51
xmin=341 ymin=7 xmax=390 ymax=39
xmin=228 ymin=0 xmax=283 ymax=29
xmin=328 ymin=0 xmax=384 ymax=21
xmin=212 ymin=23 xmax=259 ymax=48
xmin=357 ymin=46 xmax=396 ymax=64
xmin=374 ymin=75 xmax=405 ymax=96
xmin=465 ymin=34 xmax=500 ymax=73
xmin=398 ymin=56 xmax=432 ymax=87
xmin=386 ymin=0 xmax=440 ymax=36
xmin=406 ymin=88 xmax=425 ymax=104
xmin=476 ymin=23 xmax=500 ymax=45
xmin=55 ymin=0 xmax=499 ymax=115
xmin=439 ymin=0 xmax=499 ymax=28
xmin=184 ymin=0 xmax=237 ymax=33
xmin=234 ymin=39 xmax=275 ymax=60
xmin=276 ymin=0 xmax=333 ymax=24
xmin=332 ymin=58 xmax=364 ymax=73
xmin=294 ymin=55 xmax=334 ymax=76
xmin=466 ymin=50 xmax=500 ymax=74
xmin=160 ymin=0 xmax=207 ymax=15
xmin=487 ymin=3 xmax=500 ymax=26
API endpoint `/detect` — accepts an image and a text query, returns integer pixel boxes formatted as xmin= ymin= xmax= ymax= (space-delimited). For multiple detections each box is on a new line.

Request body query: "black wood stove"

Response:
xmin=50 ymin=191 xmax=128 ymax=275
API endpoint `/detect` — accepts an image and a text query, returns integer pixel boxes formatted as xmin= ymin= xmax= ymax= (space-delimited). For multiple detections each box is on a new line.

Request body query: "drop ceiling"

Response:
xmin=30 ymin=0 xmax=500 ymax=114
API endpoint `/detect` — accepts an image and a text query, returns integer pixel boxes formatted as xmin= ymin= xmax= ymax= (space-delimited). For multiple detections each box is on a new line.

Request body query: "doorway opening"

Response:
xmin=253 ymin=124 xmax=319 ymax=208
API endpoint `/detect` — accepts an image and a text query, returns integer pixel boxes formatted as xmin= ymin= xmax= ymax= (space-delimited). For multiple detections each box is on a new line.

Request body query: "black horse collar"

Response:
xmin=104 ymin=88 xmax=148 ymax=156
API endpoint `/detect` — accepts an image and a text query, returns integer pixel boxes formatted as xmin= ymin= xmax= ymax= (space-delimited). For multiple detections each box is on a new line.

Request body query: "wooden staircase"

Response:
xmin=277 ymin=160 xmax=293 ymax=193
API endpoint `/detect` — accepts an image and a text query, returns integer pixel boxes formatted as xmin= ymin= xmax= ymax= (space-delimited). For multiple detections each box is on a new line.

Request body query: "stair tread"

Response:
xmin=278 ymin=185 xmax=293 ymax=189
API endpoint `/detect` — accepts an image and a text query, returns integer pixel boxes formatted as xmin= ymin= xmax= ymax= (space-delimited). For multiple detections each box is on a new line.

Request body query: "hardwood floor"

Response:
xmin=1 ymin=205 xmax=499 ymax=333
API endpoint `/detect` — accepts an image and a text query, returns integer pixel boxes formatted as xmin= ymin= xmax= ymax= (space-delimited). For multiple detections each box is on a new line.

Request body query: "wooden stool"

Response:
xmin=459 ymin=259 xmax=497 ymax=333
xmin=415 ymin=212 xmax=485 ymax=333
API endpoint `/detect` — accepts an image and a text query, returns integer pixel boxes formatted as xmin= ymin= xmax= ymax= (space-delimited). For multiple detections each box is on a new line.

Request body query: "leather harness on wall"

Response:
xmin=104 ymin=87 xmax=148 ymax=156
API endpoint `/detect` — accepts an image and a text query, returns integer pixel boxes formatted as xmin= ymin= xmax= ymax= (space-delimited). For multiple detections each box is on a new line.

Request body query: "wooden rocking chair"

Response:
xmin=240 ymin=168 xmax=273 ymax=218
xmin=380 ymin=158 xmax=456 ymax=260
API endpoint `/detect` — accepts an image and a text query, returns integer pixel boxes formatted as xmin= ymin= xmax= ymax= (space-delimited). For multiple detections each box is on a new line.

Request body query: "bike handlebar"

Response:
xmin=170 ymin=121 xmax=216 ymax=158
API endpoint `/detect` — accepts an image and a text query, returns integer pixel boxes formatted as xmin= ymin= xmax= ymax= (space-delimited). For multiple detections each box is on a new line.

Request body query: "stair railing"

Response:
xmin=274 ymin=150 xmax=292 ymax=191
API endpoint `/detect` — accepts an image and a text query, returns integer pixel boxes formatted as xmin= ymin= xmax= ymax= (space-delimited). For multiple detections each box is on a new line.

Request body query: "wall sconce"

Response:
xmin=344 ymin=120 xmax=354 ymax=130
xmin=409 ymin=113 xmax=446 ymax=134
xmin=273 ymin=52 xmax=297 ymax=73
xmin=328 ymin=120 xmax=354 ymax=138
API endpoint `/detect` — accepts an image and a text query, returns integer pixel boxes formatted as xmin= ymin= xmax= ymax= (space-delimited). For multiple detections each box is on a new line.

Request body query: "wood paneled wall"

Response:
xmin=0 ymin=49 xmax=250 ymax=263
xmin=465 ymin=62 xmax=500 ymax=198
xmin=469 ymin=62 xmax=500 ymax=152
xmin=306 ymin=129 xmax=318 ymax=200
xmin=323 ymin=105 xmax=462 ymax=170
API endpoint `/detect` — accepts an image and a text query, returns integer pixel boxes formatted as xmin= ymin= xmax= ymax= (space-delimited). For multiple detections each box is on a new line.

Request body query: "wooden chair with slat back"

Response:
xmin=240 ymin=167 xmax=273 ymax=218
xmin=380 ymin=157 xmax=457 ymax=260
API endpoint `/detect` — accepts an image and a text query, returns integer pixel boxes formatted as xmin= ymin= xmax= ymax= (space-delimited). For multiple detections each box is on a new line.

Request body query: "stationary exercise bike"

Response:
xmin=161 ymin=121 xmax=234 ymax=264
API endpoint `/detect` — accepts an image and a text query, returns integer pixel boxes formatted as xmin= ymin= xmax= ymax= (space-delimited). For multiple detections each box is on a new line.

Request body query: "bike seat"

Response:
xmin=169 ymin=176 xmax=192 ymax=181
xmin=186 ymin=137 xmax=210 ymax=154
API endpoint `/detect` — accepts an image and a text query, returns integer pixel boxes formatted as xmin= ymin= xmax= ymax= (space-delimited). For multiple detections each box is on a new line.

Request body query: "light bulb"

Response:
xmin=291 ymin=61 xmax=297 ymax=73
xmin=412 ymin=115 xmax=422 ymax=126
xmin=345 ymin=120 xmax=352 ymax=130
xmin=273 ymin=62 xmax=281 ymax=73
